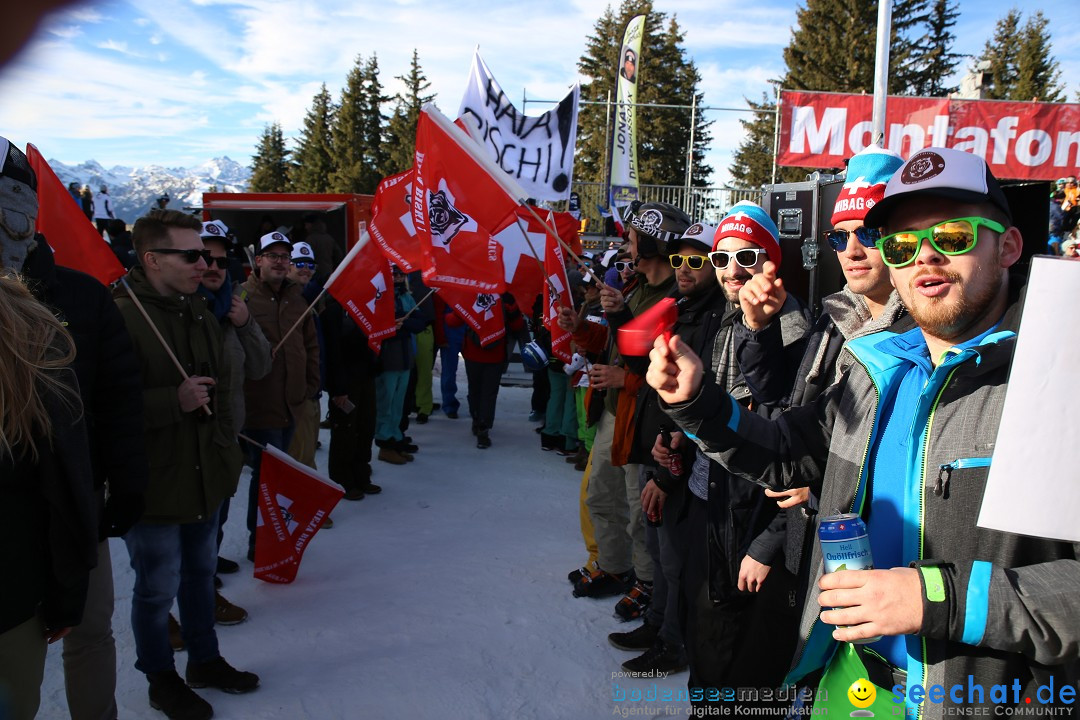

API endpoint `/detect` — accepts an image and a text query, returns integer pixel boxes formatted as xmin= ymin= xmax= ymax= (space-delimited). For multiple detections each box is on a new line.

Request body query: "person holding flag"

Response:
xmin=115 ymin=210 xmax=258 ymax=720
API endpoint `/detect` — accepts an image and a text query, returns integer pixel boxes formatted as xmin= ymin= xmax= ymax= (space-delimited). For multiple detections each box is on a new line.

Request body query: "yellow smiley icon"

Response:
xmin=848 ymin=678 xmax=876 ymax=709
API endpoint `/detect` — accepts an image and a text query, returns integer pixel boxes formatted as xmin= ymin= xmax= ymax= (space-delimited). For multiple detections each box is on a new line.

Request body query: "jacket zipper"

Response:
xmin=934 ymin=456 xmax=992 ymax=496
xmin=913 ymin=363 xmax=962 ymax=720
xmin=786 ymin=356 xmax=882 ymax=681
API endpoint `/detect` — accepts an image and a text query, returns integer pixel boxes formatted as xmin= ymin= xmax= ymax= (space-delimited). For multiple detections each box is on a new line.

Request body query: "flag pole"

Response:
xmin=518 ymin=203 xmax=609 ymax=291
xmin=120 ymin=277 xmax=212 ymax=417
xmin=398 ymin=287 xmax=437 ymax=322
xmin=271 ymin=287 xmax=328 ymax=356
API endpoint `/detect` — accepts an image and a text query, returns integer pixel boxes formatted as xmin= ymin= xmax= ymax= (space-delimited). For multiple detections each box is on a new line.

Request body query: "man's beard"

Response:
xmin=904 ymin=254 xmax=1003 ymax=342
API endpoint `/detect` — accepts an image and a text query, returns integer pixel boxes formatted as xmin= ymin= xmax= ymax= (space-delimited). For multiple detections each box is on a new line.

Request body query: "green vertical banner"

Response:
xmin=610 ymin=13 xmax=645 ymax=206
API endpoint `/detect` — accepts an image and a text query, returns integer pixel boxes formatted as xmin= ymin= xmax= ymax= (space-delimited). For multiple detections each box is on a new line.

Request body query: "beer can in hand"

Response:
xmin=818 ymin=513 xmax=881 ymax=644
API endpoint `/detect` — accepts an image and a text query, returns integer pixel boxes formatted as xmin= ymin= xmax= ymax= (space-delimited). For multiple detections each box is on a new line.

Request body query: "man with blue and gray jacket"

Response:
xmin=647 ymin=147 xmax=1079 ymax=717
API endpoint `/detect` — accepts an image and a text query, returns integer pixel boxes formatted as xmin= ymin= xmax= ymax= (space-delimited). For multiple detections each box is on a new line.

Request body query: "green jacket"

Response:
xmin=114 ymin=267 xmax=242 ymax=523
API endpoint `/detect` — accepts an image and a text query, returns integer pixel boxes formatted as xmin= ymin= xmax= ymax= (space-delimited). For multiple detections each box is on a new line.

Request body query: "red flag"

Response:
xmin=550 ymin=210 xmax=584 ymax=258
xmin=324 ymin=232 xmax=396 ymax=353
xmin=254 ymin=446 xmax=344 ymax=584
xmin=25 ymin=144 xmax=124 ymax=285
xmin=543 ymin=235 xmax=573 ymax=363
xmin=370 ymin=168 xmax=423 ymax=272
xmin=617 ymin=297 xmax=677 ymax=358
xmin=491 ymin=207 xmax=546 ymax=308
xmin=413 ymin=105 xmax=522 ymax=293
xmin=440 ymin=286 xmax=506 ymax=348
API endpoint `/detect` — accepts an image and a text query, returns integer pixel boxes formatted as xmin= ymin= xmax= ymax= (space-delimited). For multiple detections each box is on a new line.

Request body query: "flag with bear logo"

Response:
xmin=370 ymin=168 xmax=424 ymax=272
xmin=413 ymin=105 xmax=524 ymax=293
xmin=254 ymin=445 xmax=344 ymax=584
xmin=323 ymin=230 xmax=396 ymax=353
xmin=439 ymin=285 xmax=506 ymax=347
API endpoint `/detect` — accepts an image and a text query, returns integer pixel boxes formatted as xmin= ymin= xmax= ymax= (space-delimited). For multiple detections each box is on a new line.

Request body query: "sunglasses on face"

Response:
xmin=292 ymin=260 xmax=315 ymax=270
xmin=875 ymin=216 xmax=1006 ymax=268
xmin=824 ymin=226 xmax=881 ymax=252
xmin=707 ymin=248 xmax=767 ymax=270
xmin=614 ymin=261 xmax=635 ymax=272
xmin=669 ymin=254 xmax=709 ymax=270
xmin=204 ymin=256 xmax=229 ymax=269
xmin=150 ymin=248 xmax=212 ymax=265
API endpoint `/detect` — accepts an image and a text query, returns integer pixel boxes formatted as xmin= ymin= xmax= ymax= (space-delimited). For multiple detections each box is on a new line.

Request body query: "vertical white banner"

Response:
xmin=610 ymin=14 xmax=646 ymax=206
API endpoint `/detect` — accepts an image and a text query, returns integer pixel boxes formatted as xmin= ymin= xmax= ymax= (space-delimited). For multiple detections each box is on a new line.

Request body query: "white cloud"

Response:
xmin=46 ymin=25 xmax=83 ymax=40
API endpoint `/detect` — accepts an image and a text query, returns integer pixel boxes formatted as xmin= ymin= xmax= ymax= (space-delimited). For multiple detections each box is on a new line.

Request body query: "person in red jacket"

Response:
xmin=444 ymin=293 xmax=526 ymax=449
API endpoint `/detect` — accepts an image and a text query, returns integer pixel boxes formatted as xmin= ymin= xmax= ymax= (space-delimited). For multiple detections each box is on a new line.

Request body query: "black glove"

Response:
xmin=101 ymin=491 xmax=145 ymax=539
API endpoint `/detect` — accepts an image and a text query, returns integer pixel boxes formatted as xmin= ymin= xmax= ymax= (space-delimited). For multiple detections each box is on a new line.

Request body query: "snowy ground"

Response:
xmin=38 ymin=374 xmax=695 ymax=719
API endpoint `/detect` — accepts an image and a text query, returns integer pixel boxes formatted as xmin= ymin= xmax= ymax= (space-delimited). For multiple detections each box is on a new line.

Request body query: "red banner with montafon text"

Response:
xmin=778 ymin=90 xmax=1080 ymax=181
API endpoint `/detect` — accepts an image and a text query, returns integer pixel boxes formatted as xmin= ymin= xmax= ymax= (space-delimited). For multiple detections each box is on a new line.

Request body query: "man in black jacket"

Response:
xmin=11 ymin=134 xmax=149 ymax=720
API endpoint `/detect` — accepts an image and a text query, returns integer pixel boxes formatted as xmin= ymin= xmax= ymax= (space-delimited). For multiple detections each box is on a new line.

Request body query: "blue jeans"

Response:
xmin=124 ymin=506 xmax=221 ymax=674
xmin=440 ymin=325 xmax=465 ymax=415
xmin=242 ymin=426 xmax=295 ymax=554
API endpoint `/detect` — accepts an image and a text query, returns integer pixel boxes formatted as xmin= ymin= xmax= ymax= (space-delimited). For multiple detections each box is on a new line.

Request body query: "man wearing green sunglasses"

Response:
xmin=649 ymin=147 xmax=1079 ymax=714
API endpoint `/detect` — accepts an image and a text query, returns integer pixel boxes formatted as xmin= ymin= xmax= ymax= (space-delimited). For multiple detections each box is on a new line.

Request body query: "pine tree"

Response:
xmin=906 ymin=0 xmax=961 ymax=96
xmin=575 ymin=0 xmax=712 ymax=187
xmin=332 ymin=55 xmax=388 ymax=193
xmin=381 ymin=50 xmax=434 ymax=177
xmin=1013 ymin=11 xmax=1064 ymax=102
xmin=978 ymin=10 xmax=1021 ymax=100
xmin=249 ymin=123 xmax=290 ymax=193
xmin=291 ymin=84 xmax=337 ymax=192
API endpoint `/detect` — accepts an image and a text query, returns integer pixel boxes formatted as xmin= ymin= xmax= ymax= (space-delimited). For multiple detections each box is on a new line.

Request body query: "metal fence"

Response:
xmin=571 ymin=182 xmax=760 ymax=236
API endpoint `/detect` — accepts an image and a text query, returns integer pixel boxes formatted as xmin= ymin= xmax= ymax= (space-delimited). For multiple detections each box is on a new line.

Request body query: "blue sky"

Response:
xmin=0 ymin=0 xmax=1075 ymax=186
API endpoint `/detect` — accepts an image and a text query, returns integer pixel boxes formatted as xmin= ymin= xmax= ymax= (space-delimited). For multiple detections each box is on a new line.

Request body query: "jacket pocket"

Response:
xmin=933 ymin=456 xmax=991 ymax=498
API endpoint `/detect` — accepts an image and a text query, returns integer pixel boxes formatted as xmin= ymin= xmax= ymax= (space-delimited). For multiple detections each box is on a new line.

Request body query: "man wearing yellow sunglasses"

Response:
xmin=649 ymin=147 xmax=1078 ymax=715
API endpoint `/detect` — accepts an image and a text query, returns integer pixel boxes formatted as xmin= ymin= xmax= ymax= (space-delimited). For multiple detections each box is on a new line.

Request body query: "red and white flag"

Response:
xmin=489 ymin=206 xmax=584 ymax=311
xmin=324 ymin=230 xmax=396 ymax=353
xmin=369 ymin=168 xmax=423 ymax=272
xmin=413 ymin=105 xmax=524 ymax=293
xmin=440 ymin=286 xmax=506 ymax=348
xmin=25 ymin=144 xmax=125 ymax=286
xmin=254 ymin=446 xmax=344 ymax=584
xmin=543 ymin=230 xmax=573 ymax=363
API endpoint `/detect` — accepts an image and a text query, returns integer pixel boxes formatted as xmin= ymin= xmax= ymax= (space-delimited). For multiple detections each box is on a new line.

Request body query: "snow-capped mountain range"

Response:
xmin=48 ymin=156 xmax=251 ymax=221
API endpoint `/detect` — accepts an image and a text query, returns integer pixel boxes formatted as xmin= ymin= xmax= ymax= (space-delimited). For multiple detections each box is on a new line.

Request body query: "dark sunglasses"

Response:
xmin=707 ymin=248 xmax=766 ymax=270
xmin=150 ymin=248 xmax=212 ymax=265
xmin=614 ymin=260 xmax=635 ymax=272
xmin=824 ymin=227 xmax=881 ymax=251
xmin=292 ymin=260 xmax=316 ymax=270
xmin=876 ymin=216 xmax=1005 ymax=268
xmin=669 ymin=254 xmax=708 ymax=270
xmin=204 ymin=256 xmax=229 ymax=269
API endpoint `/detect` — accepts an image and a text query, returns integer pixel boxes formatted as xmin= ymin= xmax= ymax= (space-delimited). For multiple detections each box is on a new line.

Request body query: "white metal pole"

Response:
xmin=871 ymin=0 xmax=893 ymax=145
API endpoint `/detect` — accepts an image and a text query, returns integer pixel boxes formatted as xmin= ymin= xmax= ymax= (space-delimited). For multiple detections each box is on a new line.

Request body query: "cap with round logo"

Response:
xmin=864 ymin=147 xmax=1012 ymax=227
xmin=258 ymin=231 xmax=291 ymax=254
xmin=290 ymin=241 xmax=315 ymax=261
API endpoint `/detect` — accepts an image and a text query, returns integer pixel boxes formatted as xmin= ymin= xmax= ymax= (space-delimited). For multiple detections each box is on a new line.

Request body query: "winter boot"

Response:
xmin=476 ymin=430 xmax=492 ymax=449
xmin=572 ymin=568 xmax=634 ymax=598
xmin=377 ymin=447 xmax=408 ymax=465
xmin=147 ymin=670 xmax=212 ymax=720
xmin=394 ymin=438 xmax=419 ymax=454
xmin=168 ymin=614 xmax=184 ymax=652
xmin=341 ymin=484 xmax=365 ymax=501
xmin=621 ymin=640 xmax=688 ymax=675
xmin=185 ymin=656 xmax=260 ymax=694
xmin=567 ymin=563 xmax=595 ymax=585
xmin=614 ymin=579 xmax=653 ymax=622
xmin=540 ymin=433 xmax=559 ymax=451
xmin=608 ymin=621 xmax=660 ymax=651
xmin=214 ymin=592 xmax=247 ymax=626
xmin=360 ymin=479 xmax=382 ymax=494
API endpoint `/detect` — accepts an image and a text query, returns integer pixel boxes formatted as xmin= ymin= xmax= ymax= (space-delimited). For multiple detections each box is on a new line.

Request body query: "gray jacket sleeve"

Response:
xmin=235 ymin=314 xmax=272 ymax=381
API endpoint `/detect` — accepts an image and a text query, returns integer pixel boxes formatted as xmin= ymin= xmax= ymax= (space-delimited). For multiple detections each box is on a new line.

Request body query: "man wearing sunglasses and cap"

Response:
xmin=648 ymin=147 xmax=1080 ymax=715
xmin=116 ymin=210 xmax=258 ymax=718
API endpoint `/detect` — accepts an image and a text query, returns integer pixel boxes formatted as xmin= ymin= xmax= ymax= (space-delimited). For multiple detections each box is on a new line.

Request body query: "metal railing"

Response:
xmin=571 ymin=181 xmax=760 ymax=236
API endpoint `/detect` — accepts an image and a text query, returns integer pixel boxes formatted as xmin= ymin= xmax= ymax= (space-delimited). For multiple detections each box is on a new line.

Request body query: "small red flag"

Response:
xmin=25 ymin=144 xmax=124 ymax=286
xmin=617 ymin=297 xmax=677 ymax=358
xmin=254 ymin=446 xmax=344 ymax=584
xmin=369 ymin=168 xmax=423 ymax=272
xmin=324 ymin=232 xmax=397 ymax=353
xmin=543 ymin=232 xmax=573 ymax=363
xmin=439 ymin=286 xmax=506 ymax=348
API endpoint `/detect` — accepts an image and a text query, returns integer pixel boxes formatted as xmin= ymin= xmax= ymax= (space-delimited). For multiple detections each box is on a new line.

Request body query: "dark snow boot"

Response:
xmin=621 ymin=640 xmax=688 ymax=675
xmin=147 ymin=670 xmax=212 ymax=720
xmin=608 ymin=621 xmax=660 ymax=651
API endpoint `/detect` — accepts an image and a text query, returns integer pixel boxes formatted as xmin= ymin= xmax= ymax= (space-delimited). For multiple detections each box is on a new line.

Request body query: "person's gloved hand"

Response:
xmin=101 ymin=491 xmax=145 ymax=539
